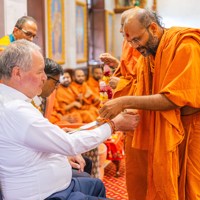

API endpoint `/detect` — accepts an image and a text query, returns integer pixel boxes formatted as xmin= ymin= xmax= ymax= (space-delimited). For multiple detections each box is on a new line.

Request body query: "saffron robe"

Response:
xmin=50 ymin=85 xmax=82 ymax=124
xmin=112 ymin=40 xmax=147 ymax=200
xmin=87 ymin=77 xmax=100 ymax=98
xmin=134 ymin=27 xmax=200 ymax=200
xmin=66 ymin=82 xmax=99 ymax=123
xmin=86 ymin=77 xmax=101 ymax=108
xmin=113 ymin=40 xmax=141 ymax=98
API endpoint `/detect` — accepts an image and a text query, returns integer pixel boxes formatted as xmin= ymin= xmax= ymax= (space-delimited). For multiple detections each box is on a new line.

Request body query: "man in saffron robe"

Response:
xmin=0 ymin=16 xmax=37 ymax=52
xmin=87 ymin=65 xmax=103 ymax=98
xmin=99 ymin=8 xmax=200 ymax=200
xmin=50 ymin=70 xmax=83 ymax=124
xmin=69 ymin=69 xmax=100 ymax=123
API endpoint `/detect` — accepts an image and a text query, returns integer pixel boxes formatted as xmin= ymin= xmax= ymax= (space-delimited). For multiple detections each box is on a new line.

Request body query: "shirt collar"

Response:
xmin=0 ymin=84 xmax=32 ymax=102
xmin=32 ymin=96 xmax=43 ymax=107
xmin=9 ymin=34 xmax=15 ymax=42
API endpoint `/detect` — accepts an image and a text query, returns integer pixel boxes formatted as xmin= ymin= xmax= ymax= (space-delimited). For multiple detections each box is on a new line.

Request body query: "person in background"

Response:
xmin=70 ymin=69 xmax=100 ymax=123
xmin=0 ymin=39 xmax=139 ymax=200
xmin=32 ymin=57 xmax=63 ymax=115
xmin=50 ymin=69 xmax=83 ymax=124
xmin=99 ymin=7 xmax=200 ymax=200
xmin=0 ymin=16 xmax=37 ymax=52
xmin=99 ymin=7 xmax=143 ymax=200
xmin=87 ymin=64 xmax=103 ymax=99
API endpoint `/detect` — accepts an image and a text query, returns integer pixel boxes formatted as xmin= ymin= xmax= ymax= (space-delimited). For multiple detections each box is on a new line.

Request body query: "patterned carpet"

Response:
xmin=103 ymin=159 xmax=128 ymax=200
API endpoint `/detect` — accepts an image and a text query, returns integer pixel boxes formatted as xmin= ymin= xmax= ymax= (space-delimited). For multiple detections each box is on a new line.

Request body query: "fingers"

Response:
xmin=71 ymin=162 xmax=81 ymax=170
xmin=99 ymin=100 xmax=121 ymax=119
xmin=112 ymin=113 xmax=140 ymax=131
xmin=99 ymin=53 xmax=114 ymax=64
xmin=99 ymin=106 xmax=113 ymax=119
xmin=124 ymin=109 xmax=138 ymax=115
xmin=63 ymin=127 xmax=74 ymax=132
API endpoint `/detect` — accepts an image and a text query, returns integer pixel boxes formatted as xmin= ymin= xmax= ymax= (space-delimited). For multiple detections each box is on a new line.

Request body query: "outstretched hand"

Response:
xmin=109 ymin=77 xmax=120 ymax=89
xmin=112 ymin=112 xmax=140 ymax=132
xmin=99 ymin=97 xmax=124 ymax=119
xmin=99 ymin=53 xmax=120 ymax=68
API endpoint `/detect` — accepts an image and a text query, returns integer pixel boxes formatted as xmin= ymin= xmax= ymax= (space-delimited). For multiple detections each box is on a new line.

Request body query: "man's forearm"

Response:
xmin=122 ymin=94 xmax=178 ymax=111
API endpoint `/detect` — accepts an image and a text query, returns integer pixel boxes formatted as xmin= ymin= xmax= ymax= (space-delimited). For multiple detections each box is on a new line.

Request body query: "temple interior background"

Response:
xmin=1 ymin=1 xmax=200 ymax=199
xmin=0 ymin=0 xmax=199 ymax=71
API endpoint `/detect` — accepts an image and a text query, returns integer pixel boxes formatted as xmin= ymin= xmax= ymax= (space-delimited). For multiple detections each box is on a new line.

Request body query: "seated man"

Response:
xmin=0 ymin=39 xmax=139 ymax=200
xmin=70 ymin=69 xmax=100 ymax=123
xmin=33 ymin=57 xmax=92 ymax=177
xmin=0 ymin=16 xmax=37 ymax=52
xmin=87 ymin=65 xmax=103 ymax=102
xmin=50 ymin=69 xmax=83 ymax=124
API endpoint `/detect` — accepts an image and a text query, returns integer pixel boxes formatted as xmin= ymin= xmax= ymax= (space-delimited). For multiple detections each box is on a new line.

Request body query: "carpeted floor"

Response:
xmin=103 ymin=159 xmax=128 ymax=200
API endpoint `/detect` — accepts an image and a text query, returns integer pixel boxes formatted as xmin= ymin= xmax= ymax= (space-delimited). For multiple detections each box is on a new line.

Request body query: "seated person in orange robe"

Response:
xmin=69 ymin=69 xmax=100 ymax=123
xmin=87 ymin=65 xmax=103 ymax=99
xmin=50 ymin=69 xmax=83 ymax=124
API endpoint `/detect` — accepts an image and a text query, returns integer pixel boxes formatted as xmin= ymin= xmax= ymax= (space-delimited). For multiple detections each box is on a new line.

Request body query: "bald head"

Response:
xmin=120 ymin=7 xmax=137 ymax=35
xmin=74 ymin=69 xmax=86 ymax=85
xmin=124 ymin=8 xmax=163 ymax=34
xmin=123 ymin=8 xmax=164 ymax=57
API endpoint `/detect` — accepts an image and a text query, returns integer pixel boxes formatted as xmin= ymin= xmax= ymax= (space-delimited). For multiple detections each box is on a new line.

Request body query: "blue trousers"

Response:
xmin=45 ymin=177 xmax=107 ymax=200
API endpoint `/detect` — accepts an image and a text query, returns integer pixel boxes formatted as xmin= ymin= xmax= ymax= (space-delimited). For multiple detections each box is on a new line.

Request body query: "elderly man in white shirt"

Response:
xmin=0 ymin=39 xmax=139 ymax=200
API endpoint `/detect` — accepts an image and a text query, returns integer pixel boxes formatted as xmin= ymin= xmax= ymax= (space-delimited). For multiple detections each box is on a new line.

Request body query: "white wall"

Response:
xmin=114 ymin=14 xmax=124 ymax=60
xmin=2 ymin=0 xmax=27 ymax=36
xmin=158 ymin=0 xmax=200 ymax=28
xmin=114 ymin=0 xmax=200 ymax=59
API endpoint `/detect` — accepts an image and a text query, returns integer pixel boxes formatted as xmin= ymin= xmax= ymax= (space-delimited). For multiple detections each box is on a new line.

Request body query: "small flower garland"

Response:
xmin=99 ymin=64 xmax=113 ymax=106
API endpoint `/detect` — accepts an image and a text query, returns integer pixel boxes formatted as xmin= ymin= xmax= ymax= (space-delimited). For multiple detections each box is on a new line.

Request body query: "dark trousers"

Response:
xmin=45 ymin=177 xmax=107 ymax=200
xmin=83 ymin=156 xmax=92 ymax=175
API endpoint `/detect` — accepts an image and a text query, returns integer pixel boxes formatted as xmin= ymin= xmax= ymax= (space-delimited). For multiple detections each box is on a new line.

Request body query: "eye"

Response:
xmin=132 ymin=38 xmax=140 ymax=43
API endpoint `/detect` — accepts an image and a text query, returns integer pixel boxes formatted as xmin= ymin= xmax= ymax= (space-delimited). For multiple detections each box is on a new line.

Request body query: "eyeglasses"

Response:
xmin=47 ymin=76 xmax=60 ymax=86
xmin=17 ymin=27 xmax=37 ymax=39
xmin=128 ymin=28 xmax=148 ymax=46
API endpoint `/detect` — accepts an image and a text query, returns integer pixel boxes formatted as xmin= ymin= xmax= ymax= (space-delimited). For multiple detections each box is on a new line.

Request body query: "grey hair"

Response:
xmin=0 ymin=39 xmax=41 ymax=79
xmin=138 ymin=9 xmax=164 ymax=28
xmin=14 ymin=16 xmax=37 ymax=29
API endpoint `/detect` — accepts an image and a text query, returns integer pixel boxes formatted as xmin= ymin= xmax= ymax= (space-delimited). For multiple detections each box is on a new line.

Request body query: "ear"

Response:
xmin=13 ymin=27 xmax=18 ymax=34
xmin=12 ymin=66 xmax=22 ymax=80
xmin=148 ymin=22 xmax=158 ymax=35
xmin=13 ymin=27 xmax=20 ymax=39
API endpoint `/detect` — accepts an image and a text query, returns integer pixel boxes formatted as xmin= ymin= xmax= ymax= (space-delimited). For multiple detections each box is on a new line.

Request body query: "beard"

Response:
xmin=136 ymin=32 xmax=159 ymax=57
xmin=94 ymin=76 xmax=101 ymax=81
xmin=62 ymin=82 xmax=70 ymax=87
xmin=75 ymin=79 xmax=84 ymax=85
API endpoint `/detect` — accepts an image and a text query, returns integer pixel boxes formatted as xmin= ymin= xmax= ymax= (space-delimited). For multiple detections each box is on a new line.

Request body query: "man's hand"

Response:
xmin=62 ymin=127 xmax=74 ymax=132
xmin=99 ymin=97 xmax=124 ymax=119
xmin=112 ymin=111 xmax=140 ymax=132
xmin=68 ymin=155 xmax=86 ymax=172
xmin=109 ymin=77 xmax=120 ymax=89
xmin=99 ymin=53 xmax=120 ymax=68
xmin=73 ymin=101 xmax=82 ymax=108
xmin=85 ymin=89 xmax=92 ymax=98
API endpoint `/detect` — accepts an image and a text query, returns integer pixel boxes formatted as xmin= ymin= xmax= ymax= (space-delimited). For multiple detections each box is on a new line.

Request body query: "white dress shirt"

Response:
xmin=0 ymin=84 xmax=111 ymax=200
